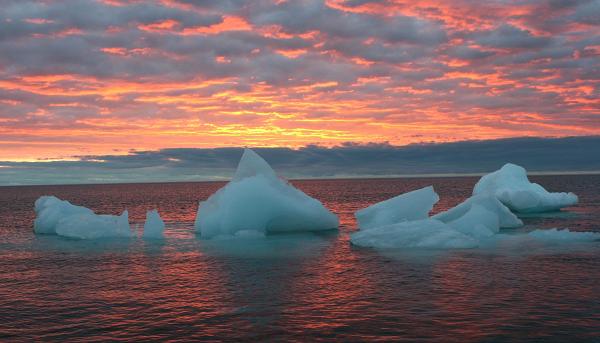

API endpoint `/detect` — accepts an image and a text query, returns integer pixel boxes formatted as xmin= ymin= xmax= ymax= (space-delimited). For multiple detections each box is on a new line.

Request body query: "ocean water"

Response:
xmin=0 ymin=175 xmax=599 ymax=341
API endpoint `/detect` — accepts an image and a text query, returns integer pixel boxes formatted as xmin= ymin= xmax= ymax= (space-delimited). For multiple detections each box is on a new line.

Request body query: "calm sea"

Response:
xmin=1 ymin=175 xmax=599 ymax=341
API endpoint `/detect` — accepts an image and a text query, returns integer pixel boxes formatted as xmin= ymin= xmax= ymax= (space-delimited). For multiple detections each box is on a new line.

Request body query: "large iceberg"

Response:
xmin=194 ymin=149 xmax=339 ymax=238
xmin=473 ymin=163 xmax=578 ymax=213
xmin=34 ymin=195 xmax=132 ymax=239
xmin=432 ymin=194 xmax=522 ymax=229
xmin=355 ymin=186 xmax=439 ymax=230
xmin=143 ymin=209 xmax=165 ymax=239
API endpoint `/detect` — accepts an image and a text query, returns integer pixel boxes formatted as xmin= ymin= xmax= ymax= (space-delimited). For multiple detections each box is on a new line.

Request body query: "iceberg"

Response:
xmin=143 ymin=209 xmax=165 ymax=239
xmin=34 ymin=195 xmax=132 ymax=239
xmin=351 ymin=187 xmax=520 ymax=249
xmin=194 ymin=149 xmax=339 ymax=238
xmin=473 ymin=163 xmax=578 ymax=213
xmin=351 ymin=187 xmax=479 ymax=249
xmin=350 ymin=219 xmax=477 ymax=249
xmin=432 ymin=194 xmax=522 ymax=229
xmin=355 ymin=186 xmax=439 ymax=230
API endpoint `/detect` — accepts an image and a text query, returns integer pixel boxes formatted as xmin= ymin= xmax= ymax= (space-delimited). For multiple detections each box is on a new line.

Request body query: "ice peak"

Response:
xmin=473 ymin=162 xmax=578 ymax=212
xmin=233 ymin=148 xmax=277 ymax=181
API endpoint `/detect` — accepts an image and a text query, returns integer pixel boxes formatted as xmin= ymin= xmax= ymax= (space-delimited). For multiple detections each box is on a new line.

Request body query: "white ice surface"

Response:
xmin=473 ymin=163 xmax=578 ymax=213
xmin=351 ymin=184 xmax=573 ymax=250
xmin=355 ymin=186 xmax=439 ymax=230
xmin=432 ymin=194 xmax=522 ymax=229
xmin=445 ymin=204 xmax=498 ymax=239
xmin=34 ymin=196 xmax=93 ymax=234
xmin=55 ymin=211 xmax=131 ymax=240
xmin=350 ymin=219 xmax=477 ymax=249
xmin=527 ymin=228 xmax=600 ymax=242
xmin=143 ymin=209 xmax=165 ymax=239
xmin=34 ymin=195 xmax=132 ymax=239
xmin=194 ymin=149 xmax=339 ymax=238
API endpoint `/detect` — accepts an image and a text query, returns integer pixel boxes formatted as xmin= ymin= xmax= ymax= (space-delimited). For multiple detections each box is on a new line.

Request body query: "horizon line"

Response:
xmin=2 ymin=169 xmax=599 ymax=188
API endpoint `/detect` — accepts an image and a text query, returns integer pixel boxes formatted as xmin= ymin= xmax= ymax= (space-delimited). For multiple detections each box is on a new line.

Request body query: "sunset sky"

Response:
xmin=1 ymin=0 xmax=599 ymax=162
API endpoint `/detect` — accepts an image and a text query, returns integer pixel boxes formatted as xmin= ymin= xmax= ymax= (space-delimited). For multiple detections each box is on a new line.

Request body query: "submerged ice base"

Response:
xmin=34 ymin=196 xmax=132 ymax=239
xmin=351 ymin=219 xmax=478 ymax=249
xmin=473 ymin=163 xmax=578 ymax=213
xmin=194 ymin=149 xmax=339 ymax=238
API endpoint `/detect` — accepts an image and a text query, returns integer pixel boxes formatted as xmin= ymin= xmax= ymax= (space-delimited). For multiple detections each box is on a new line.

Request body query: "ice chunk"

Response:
xmin=143 ymin=209 xmax=165 ymax=239
xmin=34 ymin=196 xmax=93 ymax=234
xmin=473 ymin=163 xmax=578 ymax=213
xmin=445 ymin=204 xmax=498 ymax=239
xmin=527 ymin=228 xmax=600 ymax=242
xmin=352 ymin=188 xmax=518 ymax=249
xmin=432 ymin=194 xmax=522 ymax=229
xmin=194 ymin=149 xmax=339 ymax=238
xmin=33 ymin=196 xmax=132 ymax=239
xmin=350 ymin=219 xmax=477 ymax=249
xmin=55 ymin=210 xmax=132 ymax=240
xmin=355 ymin=186 xmax=439 ymax=230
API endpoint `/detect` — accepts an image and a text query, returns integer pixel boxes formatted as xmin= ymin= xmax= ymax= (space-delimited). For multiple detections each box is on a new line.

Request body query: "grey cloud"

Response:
xmin=474 ymin=24 xmax=552 ymax=49
xmin=1 ymin=136 xmax=598 ymax=185
xmin=249 ymin=0 xmax=447 ymax=44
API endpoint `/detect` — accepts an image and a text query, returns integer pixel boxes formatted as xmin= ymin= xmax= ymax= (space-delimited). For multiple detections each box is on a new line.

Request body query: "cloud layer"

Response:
xmin=0 ymin=0 xmax=599 ymax=161
xmin=1 ymin=136 xmax=598 ymax=185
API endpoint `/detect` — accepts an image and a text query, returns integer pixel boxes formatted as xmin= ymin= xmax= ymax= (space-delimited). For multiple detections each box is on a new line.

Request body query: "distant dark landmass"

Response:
xmin=1 ymin=136 xmax=599 ymax=185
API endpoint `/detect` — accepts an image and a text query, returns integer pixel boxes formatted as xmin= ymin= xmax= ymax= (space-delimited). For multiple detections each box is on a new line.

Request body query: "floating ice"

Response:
xmin=194 ymin=149 xmax=339 ymax=238
xmin=355 ymin=186 xmax=439 ymax=230
xmin=352 ymin=187 xmax=520 ymax=249
xmin=143 ymin=209 xmax=165 ymax=239
xmin=55 ymin=211 xmax=131 ymax=240
xmin=445 ymin=204 xmax=498 ymax=239
xmin=473 ymin=163 xmax=578 ymax=213
xmin=34 ymin=196 xmax=132 ymax=239
xmin=432 ymin=194 xmax=523 ymax=229
xmin=350 ymin=219 xmax=477 ymax=249
xmin=527 ymin=228 xmax=600 ymax=242
xmin=34 ymin=196 xmax=93 ymax=234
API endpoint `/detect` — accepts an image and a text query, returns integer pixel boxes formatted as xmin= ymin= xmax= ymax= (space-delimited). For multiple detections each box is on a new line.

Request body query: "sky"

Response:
xmin=0 ymin=0 xmax=600 ymax=183
xmin=0 ymin=0 xmax=598 ymax=162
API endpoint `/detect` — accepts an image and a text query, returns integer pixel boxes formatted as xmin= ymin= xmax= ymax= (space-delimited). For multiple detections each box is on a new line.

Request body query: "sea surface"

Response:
xmin=0 ymin=175 xmax=599 ymax=342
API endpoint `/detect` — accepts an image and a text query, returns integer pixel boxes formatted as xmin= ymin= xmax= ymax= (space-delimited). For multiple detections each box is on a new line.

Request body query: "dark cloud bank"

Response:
xmin=1 ymin=136 xmax=599 ymax=186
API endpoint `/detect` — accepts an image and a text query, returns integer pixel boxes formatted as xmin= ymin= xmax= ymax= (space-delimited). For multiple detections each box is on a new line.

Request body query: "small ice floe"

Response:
xmin=143 ymin=209 xmax=165 ymax=239
xmin=34 ymin=196 xmax=131 ymax=240
xmin=527 ymin=228 xmax=600 ymax=242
